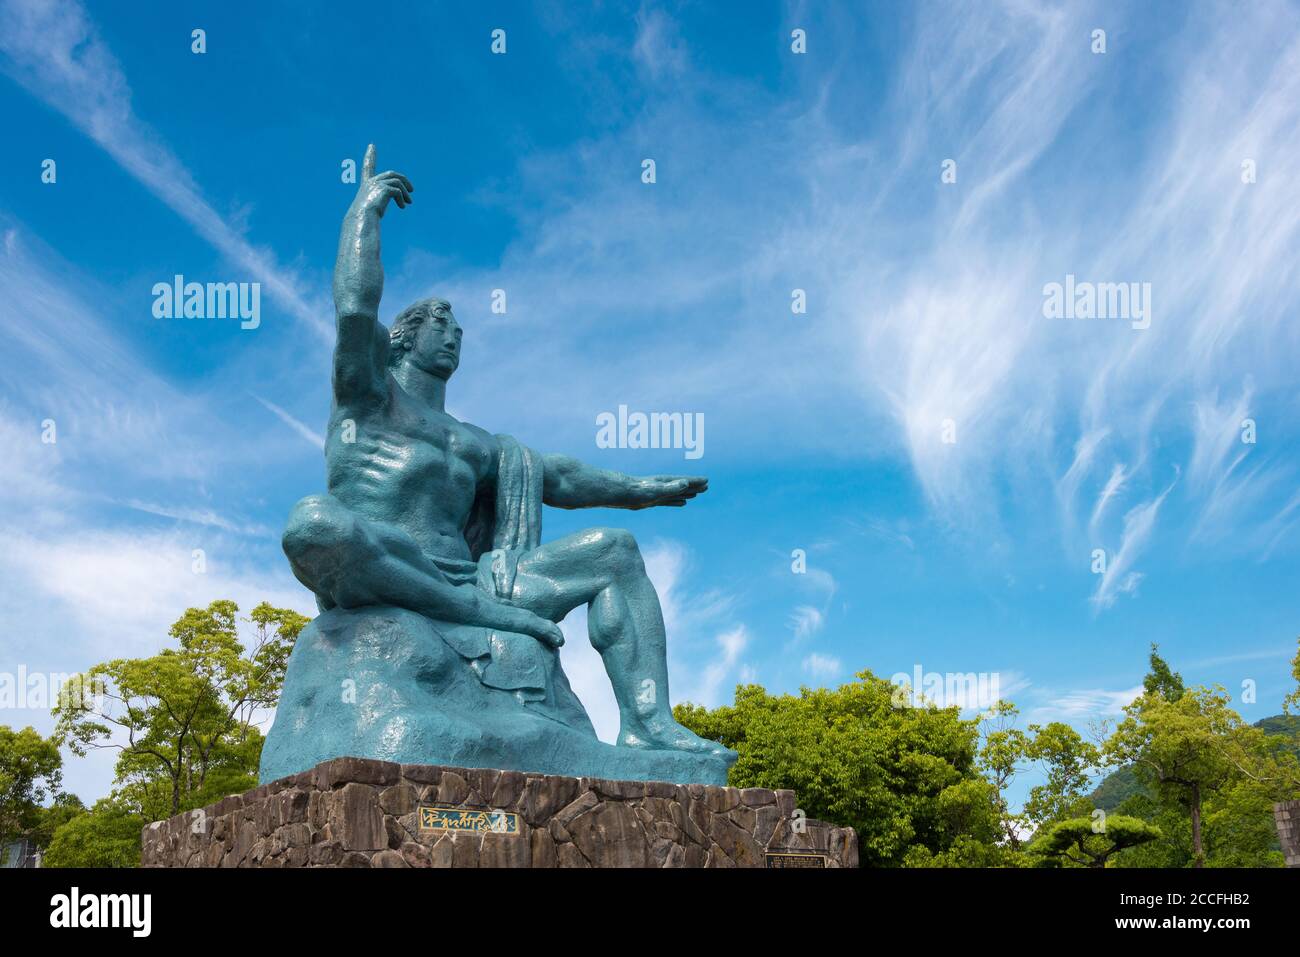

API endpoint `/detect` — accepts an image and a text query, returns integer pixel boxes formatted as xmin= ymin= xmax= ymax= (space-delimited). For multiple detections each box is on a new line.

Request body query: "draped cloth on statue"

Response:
xmin=427 ymin=434 xmax=562 ymax=707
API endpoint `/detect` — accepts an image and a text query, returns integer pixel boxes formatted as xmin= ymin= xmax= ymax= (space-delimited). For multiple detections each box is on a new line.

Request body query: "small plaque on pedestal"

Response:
xmin=419 ymin=806 xmax=520 ymax=834
xmin=765 ymin=851 xmax=828 ymax=868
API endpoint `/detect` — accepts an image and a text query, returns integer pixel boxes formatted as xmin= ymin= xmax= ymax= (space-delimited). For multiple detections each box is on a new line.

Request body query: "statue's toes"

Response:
xmin=618 ymin=721 xmax=736 ymax=761
xmin=676 ymin=727 xmax=736 ymax=761
xmin=699 ymin=738 xmax=738 ymax=763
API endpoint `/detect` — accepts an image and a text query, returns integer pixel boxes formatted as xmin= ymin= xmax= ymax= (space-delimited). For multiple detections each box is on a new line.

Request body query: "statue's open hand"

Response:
xmin=354 ymin=144 xmax=414 ymax=218
xmin=629 ymin=475 xmax=708 ymax=509
xmin=500 ymin=606 xmax=565 ymax=649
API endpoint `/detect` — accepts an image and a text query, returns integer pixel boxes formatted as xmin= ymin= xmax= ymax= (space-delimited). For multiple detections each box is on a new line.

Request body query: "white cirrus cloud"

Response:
xmin=0 ymin=0 xmax=329 ymax=340
xmin=801 ymin=653 xmax=841 ymax=681
xmin=788 ymin=605 xmax=824 ymax=643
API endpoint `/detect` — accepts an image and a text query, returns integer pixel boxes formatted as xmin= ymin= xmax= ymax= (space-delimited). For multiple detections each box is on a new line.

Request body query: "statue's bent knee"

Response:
xmin=283 ymin=494 xmax=357 ymax=566
xmin=590 ymin=527 xmax=643 ymax=572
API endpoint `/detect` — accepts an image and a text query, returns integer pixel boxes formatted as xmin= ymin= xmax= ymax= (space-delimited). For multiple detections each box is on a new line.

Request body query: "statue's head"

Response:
xmin=388 ymin=297 xmax=460 ymax=380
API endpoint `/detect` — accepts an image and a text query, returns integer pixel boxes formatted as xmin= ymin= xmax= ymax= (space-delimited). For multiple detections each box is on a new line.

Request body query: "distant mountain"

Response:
xmin=1090 ymin=713 xmax=1300 ymax=811
xmin=1091 ymin=765 xmax=1141 ymax=812
xmin=1253 ymin=714 xmax=1300 ymax=755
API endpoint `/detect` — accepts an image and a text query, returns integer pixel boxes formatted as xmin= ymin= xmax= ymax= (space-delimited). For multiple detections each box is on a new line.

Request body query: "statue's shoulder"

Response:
xmin=458 ymin=420 xmax=501 ymax=447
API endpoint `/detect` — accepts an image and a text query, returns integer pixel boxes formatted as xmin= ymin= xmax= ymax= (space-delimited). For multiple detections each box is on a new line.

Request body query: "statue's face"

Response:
xmin=410 ymin=305 xmax=462 ymax=380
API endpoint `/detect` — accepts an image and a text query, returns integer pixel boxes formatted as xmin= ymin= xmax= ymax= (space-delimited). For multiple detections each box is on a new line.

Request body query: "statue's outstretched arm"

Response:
xmin=332 ymin=144 xmax=414 ymax=405
xmin=541 ymin=454 xmax=707 ymax=510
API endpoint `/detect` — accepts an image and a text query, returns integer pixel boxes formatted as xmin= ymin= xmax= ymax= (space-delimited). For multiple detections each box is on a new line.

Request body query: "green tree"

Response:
xmin=29 ymin=793 xmax=85 ymax=851
xmin=975 ymin=704 xmax=1102 ymax=852
xmin=53 ymin=600 xmax=308 ymax=817
xmin=674 ymin=673 xmax=1009 ymax=867
xmin=1021 ymin=721 xmax=1101 ymax=828
xmin=1199 ymin=776 xmax=1288 ymax=867
xmin=1034 ymin=814 xmax=1161 ymax=868
xmin=1106 ymin=792 xmax=1189 ymax=867
xmin=0 ymin=725 xmax=63 ymax=850
xmin=1107 ymin=776 xmax=1287 ymax=868
xmin=1104 ymin=684 xmax=1293 ymax=867
xmin=116 ymin=727 xmax=266 ymax=823
xmin=41 ymin=797 xmax=146 ymax=868
xmin=1143 ymin=643 xmax=1185 ymax=701
xmin=976 ymin=701 xmax=1031 ymax=850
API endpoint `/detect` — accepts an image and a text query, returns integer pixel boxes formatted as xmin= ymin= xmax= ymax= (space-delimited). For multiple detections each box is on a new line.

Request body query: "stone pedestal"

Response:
xmin=142 ymin=756 xmax=858 ymax=868
xmin=1276 ymin=800 xmax=1300 ymax=868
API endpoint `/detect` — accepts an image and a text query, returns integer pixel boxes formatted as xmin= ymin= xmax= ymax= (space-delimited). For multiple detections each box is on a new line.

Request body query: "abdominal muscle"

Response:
xmin=325 ymin=449 xmax=481 ymax=565
xmin=324 ymin=391 xmax=494 ymax=567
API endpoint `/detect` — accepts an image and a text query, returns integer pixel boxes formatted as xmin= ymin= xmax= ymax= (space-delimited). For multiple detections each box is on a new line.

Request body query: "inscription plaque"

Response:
xmin=418 ymin=806 xmax=520 ymax=834
xmin=764 ymin=851 xmax=828 ymax=868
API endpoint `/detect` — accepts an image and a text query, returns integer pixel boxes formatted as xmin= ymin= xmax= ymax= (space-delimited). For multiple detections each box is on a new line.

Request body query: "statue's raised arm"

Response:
xmin=331 ymin=144 xmax=414 ymax=406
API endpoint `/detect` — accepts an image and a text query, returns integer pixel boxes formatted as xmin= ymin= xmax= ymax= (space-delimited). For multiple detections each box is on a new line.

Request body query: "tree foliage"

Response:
xmin=1104 ymin=683 xmax=1298 ymax=867
xmin=41 ymin=798 xmax=147 ymax=868
xmin=1034 ymin=814 xmax=1161 ymax=868
xmin=674 ymin=673 xmax=1009 ymax=866
xmin=52 ymin=600 xmax=307 ymax=818
xmin=675 ymin=642 xmax=1297 ymax=869
xmin=1143 ymin=643 xmax=1185 ymax=702
xmin=0 ymin=725 xmax=63 ymax=851
xmin=28 ymin=793 xmax=85 ymax=853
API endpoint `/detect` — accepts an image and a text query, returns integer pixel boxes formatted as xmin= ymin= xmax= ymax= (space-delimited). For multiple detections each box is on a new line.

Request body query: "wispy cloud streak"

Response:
xmin=0 ymin=0 xmax=329 ymax=340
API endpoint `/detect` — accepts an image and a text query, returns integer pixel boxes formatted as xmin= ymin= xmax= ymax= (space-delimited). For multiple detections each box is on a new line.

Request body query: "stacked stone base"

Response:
xmin=1276 ymin=800 xmax=1300 ymax=868
xmin=142 ymin=756 xmax=857 ymax=868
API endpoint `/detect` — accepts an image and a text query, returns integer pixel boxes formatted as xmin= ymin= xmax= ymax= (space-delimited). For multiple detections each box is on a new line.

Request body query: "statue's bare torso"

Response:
xmin=326 ymin=381 xmax=496 ymax=563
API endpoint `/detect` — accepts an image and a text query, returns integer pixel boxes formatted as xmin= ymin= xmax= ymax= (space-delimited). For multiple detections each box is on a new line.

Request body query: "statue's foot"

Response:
xmin=618 ymin=715 xmax=738 ymax=762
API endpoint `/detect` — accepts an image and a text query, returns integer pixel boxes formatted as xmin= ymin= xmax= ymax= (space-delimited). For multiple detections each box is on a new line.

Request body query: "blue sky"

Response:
xmin=2 ymin=0 xmax=1299 ymax=810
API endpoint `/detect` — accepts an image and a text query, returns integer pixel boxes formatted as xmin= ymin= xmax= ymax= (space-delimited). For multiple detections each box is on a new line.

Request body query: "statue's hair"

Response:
xmin=388 ymin=297 xmax=454 ymax=367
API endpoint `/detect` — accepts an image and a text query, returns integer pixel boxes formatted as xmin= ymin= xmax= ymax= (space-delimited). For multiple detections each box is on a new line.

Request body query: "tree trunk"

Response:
xmin=172 ymin=732 xmax=186 ymax=815
xmin=1189 ymin=783 xmax=1204 ymax=868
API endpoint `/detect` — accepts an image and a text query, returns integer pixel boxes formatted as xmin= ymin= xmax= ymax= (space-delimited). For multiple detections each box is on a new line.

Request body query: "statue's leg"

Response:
xmin=282 ymin=493 xmax=465 ymax=617
xmin=511 ymin=527 xmax=734 ymax=757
